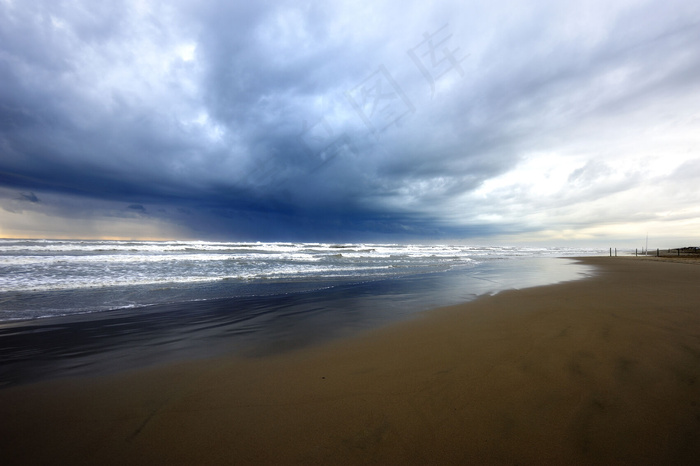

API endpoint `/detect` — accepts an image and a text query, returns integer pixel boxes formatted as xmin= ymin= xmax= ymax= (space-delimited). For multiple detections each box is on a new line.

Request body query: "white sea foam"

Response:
xmin=0 ymin=240 xmax=607 ymax=321
xmin=0 ymin=240 xmax=605 ymax=294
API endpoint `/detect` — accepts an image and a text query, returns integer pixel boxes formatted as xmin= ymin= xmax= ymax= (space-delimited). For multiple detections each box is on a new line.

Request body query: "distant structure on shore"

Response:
xmin=646 ymin=246 xmax=700 ymax=257
xmin=631 ymin=246 xmax=700 ymax=257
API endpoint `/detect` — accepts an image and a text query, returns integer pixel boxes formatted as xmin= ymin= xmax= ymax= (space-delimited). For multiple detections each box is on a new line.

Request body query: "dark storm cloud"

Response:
xmin=1 ymin=0 xmax=699 ymax=241
xmin=18 ymin=192 xmax=39 ymax=203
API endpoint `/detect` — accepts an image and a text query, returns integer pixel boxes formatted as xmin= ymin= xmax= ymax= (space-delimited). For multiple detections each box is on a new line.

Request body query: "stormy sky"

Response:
xmin=1 ymin=0 xmax=699 ymax=245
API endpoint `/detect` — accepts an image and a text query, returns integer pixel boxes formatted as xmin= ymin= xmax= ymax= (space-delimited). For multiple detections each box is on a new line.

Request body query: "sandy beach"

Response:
xmin=2 ymin=256 xmax=700 ymax=465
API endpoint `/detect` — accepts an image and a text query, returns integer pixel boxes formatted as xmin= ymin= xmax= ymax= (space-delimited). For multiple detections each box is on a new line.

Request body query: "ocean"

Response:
xmin=0 ymin=239 xmax=605 ymax=385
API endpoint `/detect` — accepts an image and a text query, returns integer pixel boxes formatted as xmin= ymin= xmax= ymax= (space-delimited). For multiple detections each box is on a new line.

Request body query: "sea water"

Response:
xmin=0 ymin=239 xmax=604 ymax=321
xmin=0 ymin=240 xmax=605 ymax=385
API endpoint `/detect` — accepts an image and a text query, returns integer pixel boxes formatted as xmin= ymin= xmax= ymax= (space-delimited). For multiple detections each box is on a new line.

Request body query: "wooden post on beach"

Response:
xmin=615 ymin=248 xmax=617 ymax=257
xmin=657 ymin=248 xmax=659 ymax=257
xmin=636 ymin=248 xmax=638 ymax=257
xmin=610 ymin=248 xmax=612 ymax=257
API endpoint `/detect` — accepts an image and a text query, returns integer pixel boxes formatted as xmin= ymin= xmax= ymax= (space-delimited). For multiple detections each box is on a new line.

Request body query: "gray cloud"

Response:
xmin=1 ymin=0 xmax=699 ymax=242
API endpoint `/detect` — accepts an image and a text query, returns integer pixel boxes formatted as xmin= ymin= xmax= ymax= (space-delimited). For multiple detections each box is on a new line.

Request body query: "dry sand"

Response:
xmin=2 ymin=257 xmax=700 ymax=465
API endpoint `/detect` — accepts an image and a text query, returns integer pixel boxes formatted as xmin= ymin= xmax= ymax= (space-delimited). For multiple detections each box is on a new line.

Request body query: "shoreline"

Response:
xmin=2 ymin=257 xmax=700 ymax=464
xmin=0 ymin=256 xmax=593 ymax=387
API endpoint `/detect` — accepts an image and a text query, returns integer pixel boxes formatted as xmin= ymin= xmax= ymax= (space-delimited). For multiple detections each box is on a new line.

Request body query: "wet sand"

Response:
xmin=2 ymin=256 xmax=700 ymax=465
